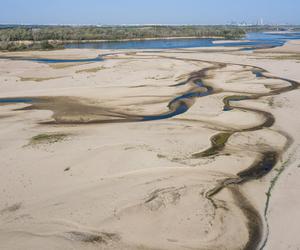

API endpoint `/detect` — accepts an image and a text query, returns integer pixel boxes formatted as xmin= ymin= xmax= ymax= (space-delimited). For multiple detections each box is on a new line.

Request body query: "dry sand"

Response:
xmin=0 ymin=41 xmax=299 ymax=250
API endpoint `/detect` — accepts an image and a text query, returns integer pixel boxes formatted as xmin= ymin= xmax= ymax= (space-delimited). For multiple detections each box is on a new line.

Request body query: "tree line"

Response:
xmin=0 ymin=25 xmax=246 ymax=51
xmin=0 ymin=25 xmax=246 ymax=41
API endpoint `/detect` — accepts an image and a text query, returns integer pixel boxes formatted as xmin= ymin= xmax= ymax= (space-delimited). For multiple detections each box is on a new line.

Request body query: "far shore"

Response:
xmin=0 ymin=36 xmax=244 ymax=52
xmin=11 ymin=36 xmax=238 ymax=45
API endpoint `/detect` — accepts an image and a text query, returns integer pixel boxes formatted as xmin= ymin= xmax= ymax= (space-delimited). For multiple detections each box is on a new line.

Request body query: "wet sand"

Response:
xmin=0 ymin=41 xmax=300 ymax=250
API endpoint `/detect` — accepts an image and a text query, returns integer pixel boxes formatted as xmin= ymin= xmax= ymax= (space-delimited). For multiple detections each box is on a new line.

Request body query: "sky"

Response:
xmin=0 ymin=0 xmax=299 ymax=25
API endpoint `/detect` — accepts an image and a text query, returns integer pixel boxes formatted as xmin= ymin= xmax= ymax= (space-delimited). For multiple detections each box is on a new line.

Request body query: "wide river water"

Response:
xmin=65 ymin=32 xmax=300 ymax=50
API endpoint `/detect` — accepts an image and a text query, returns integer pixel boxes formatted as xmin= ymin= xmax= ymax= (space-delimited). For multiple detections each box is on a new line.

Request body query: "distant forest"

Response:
xmin=0 ymin=25 xmax=299 ymax=51
xmin=0 ymin=25 xmax=245 ymax=51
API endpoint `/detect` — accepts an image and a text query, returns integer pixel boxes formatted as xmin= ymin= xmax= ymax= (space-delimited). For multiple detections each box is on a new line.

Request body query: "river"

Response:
xmin=64 ymin=32 xmax=300 ymax=50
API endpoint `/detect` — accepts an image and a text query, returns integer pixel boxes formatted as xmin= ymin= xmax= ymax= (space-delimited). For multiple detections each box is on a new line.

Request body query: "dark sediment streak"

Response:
xmin=205 ymin=151 xmax=277 ymax=250
xmin=206 ymin=152 xmax=278 ymax=198
xmin=200 ymin=65 xmax=297 ymax=250
xmin=0 ymin=53 xmax=299 ymax=249
xmin=0 ymin=64 xmax=221 ymax=124
xmin=230 ymin=187 xmax=263 ymax=250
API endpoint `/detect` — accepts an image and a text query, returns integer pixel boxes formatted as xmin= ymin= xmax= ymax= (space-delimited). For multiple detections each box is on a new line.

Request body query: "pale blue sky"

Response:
xmin=0 ymin=0 xmax=299 ymax=25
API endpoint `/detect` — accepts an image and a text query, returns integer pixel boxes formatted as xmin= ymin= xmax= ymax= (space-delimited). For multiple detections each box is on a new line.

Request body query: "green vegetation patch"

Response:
xmin=49 ymin=63 xmax=85 ymax=69
xmin=212 ymin=132 xmax=232 ymax=146
xmin=20 ymin=76 xmax=61 ymax=82
xmin=76 ymin=66 xmax=105 ymax=73
xmin=0 ymin=25 xmax=246 ymax=43
xmin=193 ymin=132 xmax=232 ymax=158
xmin=0 ymin=40 xmax=63 ymax=51
xmin=253 ymin=54 xmax=300 ymax=61
xmin=29 ymin=133 xmax=69 ymax=145
xmin=271 ymin=54 xmax=300 ymax=61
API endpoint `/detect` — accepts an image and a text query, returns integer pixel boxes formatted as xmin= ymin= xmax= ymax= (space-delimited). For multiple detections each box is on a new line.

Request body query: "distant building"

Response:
xmin=257 ymin=18 xmax=264 ymax=26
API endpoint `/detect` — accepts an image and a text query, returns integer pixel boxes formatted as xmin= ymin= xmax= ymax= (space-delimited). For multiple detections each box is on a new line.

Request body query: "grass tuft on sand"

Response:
xmin=20 ymin=77 xmax=62 ymax=82
xmin=76 ymin=66 xmax=105 ymax=74
xmin=270 ymin=54 xmax=300 ymax=61
xmin=29 ymin=133 xmax=69 ymax=145
xmin=254 ymin=53 xmax=300 ymax=61
xmin=49 ymin=63 xmax=89 ymax=69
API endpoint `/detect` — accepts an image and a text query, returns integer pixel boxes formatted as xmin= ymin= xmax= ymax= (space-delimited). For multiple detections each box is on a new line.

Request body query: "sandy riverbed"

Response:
xmin=0 ymin=41 xmax=299 ymax=250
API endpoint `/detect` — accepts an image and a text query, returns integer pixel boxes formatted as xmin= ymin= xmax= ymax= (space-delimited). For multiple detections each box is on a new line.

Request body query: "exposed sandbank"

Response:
xmin=0 ymin=42 xmax=300 ymax=249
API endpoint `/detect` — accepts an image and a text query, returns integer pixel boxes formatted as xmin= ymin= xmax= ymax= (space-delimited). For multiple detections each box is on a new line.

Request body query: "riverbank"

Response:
xmin=0 ymin=36 xmax=240 ymax=52
xmin=0 ymin=42 xmax=299 ymax=249
xmin=0 ymin=25 xmax=246 ymax=51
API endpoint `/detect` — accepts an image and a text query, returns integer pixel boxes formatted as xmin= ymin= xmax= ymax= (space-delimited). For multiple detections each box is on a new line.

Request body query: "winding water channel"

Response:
xmin=0 ymin=43 xmax=299 ymax=249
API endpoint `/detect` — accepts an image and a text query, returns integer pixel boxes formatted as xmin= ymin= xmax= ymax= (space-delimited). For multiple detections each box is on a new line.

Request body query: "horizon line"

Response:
xmin=1 ymin=23 xmax=299 ymax=27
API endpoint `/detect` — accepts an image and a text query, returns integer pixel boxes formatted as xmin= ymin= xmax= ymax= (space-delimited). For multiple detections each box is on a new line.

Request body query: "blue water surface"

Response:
xmin=64 ymin=32 xmax=300 ymax=50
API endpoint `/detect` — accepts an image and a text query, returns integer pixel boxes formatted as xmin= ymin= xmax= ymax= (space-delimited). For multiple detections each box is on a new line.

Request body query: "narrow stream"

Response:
xmin=0 ymin=52 xmax=299 ymax=250
xmin=0 ymin=56 xmax=103 ymax=63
